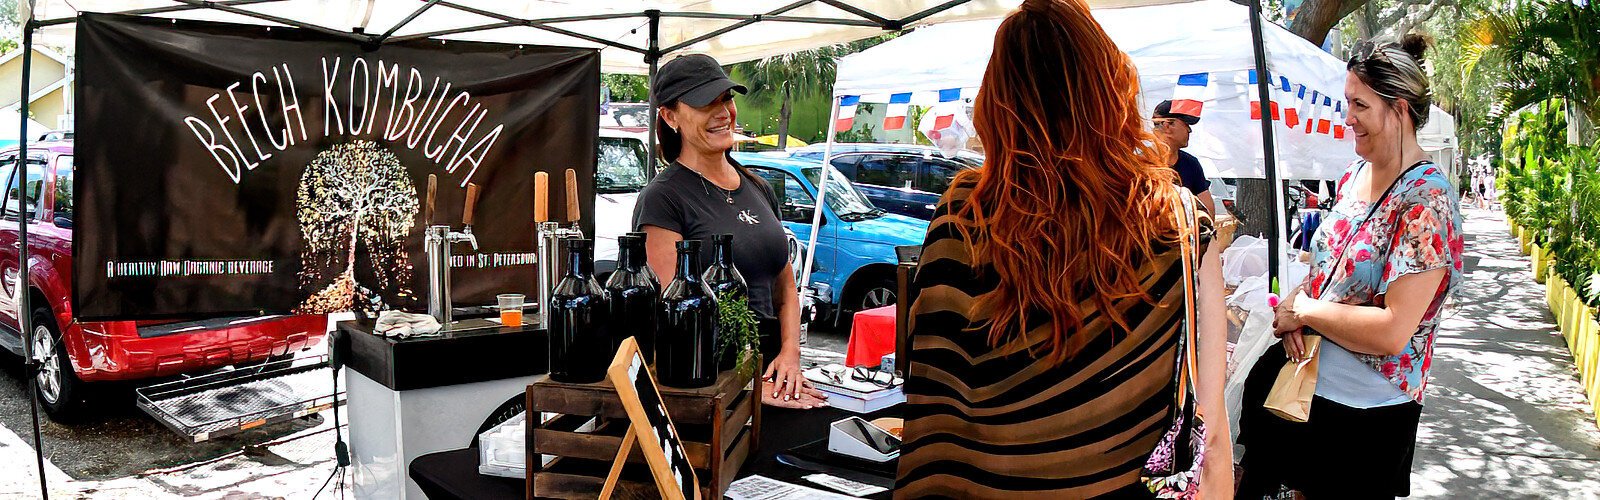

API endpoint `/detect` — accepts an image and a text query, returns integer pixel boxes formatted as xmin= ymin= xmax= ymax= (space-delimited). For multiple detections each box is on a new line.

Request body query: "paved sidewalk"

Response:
xmin=1412 ymin=204 xmax=1600 ymax=499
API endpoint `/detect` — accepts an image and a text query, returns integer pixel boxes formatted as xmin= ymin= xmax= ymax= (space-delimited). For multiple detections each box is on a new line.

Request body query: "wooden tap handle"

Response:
xmin=565 ymin=168 xmax=580 ymax=223
xmin=534 ymin=171 xmax=549 ymax=223
xmin=463 ymin=182 xmax=480 ymax=226
xmin=424 ymin=174 xmax=437 ymax=226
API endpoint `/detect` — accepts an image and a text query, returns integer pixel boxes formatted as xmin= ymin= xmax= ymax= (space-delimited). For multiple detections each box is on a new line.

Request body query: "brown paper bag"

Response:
xmin=1263 ymin=335 xmax=1322 ymax=422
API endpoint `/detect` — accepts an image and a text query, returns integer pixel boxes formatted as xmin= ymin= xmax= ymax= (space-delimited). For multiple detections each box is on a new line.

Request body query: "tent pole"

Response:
xmin=33 ymin=0 xmax=289 ymax=28
xmin=646 ymin=9 xmax=661 ymax=178
xmin=168 ymin=0 xmax=369 ymax=42
xmin=658 ymin=12 xmax=877 ymax=27
xmin=1249 ymin=0 xmax=1284 ymax=288
xmin=375 ymin=0 xmax=441 ymax=43
xmin=662 ymin=0 xmax=817 ymax=54
xmin=799 ymin=96 xmax=841 ymax=305
xmin=17 ymin=17 xmax=49 ymax=500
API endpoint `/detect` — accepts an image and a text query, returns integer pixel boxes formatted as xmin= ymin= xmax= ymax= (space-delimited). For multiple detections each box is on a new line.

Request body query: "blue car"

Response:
xmin=731 ymin=153 xmax=929 ymax=320
xmin=782 ymin=144 xmax=983 ymax=221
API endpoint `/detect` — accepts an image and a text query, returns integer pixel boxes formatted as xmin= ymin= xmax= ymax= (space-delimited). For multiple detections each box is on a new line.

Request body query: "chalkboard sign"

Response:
xmin=606 ymin=337 xmax=701 ymax=500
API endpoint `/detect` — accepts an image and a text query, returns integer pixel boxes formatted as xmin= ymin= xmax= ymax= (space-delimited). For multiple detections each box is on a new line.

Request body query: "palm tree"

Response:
xmin=1463 ymin=0 xmax=1600 ymax=129
xmin=732 ymin=35 xmax=898 ymax=150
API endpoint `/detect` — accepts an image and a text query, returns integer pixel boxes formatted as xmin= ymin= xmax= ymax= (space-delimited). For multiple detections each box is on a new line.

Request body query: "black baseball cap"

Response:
xmin=1153 ymin=100 xmax=1200 ymax=125
xmin=652 ymin=54 xmax=748 ymax=108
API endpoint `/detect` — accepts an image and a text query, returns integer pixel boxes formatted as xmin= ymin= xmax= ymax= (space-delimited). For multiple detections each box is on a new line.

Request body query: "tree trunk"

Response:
xmin=1234 ymin=178 xmax=1278 ymax=240
xmin=776 ymin=85 xmax=792 ymax=151
xmin=1289 ymin=0 xmax=1367 ymax=47
xmin=1358 ymin=1 xmax=1376 ymax=40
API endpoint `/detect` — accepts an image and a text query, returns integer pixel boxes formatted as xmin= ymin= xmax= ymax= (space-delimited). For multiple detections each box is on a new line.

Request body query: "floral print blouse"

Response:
xmin=1305 ymin=160 xmax=1465 ymax=402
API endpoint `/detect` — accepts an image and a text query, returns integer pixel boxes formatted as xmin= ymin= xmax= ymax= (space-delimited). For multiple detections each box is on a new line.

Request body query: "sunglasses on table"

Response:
xmin=819 ymin=364 xmax=900 ymax=389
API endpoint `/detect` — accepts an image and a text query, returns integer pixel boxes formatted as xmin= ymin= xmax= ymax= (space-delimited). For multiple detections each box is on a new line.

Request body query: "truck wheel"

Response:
xmin=30 ymin=307 xmax=85 ymax=421
xmin=851 ymin=277 xmax=898 ymax=312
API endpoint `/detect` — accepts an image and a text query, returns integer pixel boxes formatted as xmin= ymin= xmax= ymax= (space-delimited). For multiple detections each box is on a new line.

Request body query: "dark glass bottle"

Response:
xmin=701 ymin=234 xmax=749 ymax=370
xmin=657 ymin=240 xmax=718 ymax=388
xmin=548 ymin=239 xmax=611 ymax=383
xmin=627 ymin=232 xmax=663 ymax=292
xmin=605 ymin=234 xmax=660 ymax=363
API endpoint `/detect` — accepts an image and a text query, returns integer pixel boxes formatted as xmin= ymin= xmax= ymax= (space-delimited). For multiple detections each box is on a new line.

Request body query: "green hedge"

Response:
xmin=1502 ymin=99 xmax=1600 ymax=304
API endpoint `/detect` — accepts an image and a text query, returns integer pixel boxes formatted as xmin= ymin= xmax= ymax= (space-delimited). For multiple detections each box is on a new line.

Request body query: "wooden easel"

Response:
xmin=600 ymin=337 xmax=703 ymax=500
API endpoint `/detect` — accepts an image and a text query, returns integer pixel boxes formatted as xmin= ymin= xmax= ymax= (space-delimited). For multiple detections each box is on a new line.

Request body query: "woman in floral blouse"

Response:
xmin=1237 ymin=33 xmax=1464 ymax=499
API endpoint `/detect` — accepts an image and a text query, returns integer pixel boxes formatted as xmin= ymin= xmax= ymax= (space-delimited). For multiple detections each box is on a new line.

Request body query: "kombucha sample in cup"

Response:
xmin=497 ymin=293 xmax=525 ymax=326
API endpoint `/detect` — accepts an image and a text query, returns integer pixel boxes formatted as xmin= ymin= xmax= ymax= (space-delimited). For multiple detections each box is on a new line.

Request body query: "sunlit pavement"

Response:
xmin=1410 ymin=204 xmax=1600 ymax=499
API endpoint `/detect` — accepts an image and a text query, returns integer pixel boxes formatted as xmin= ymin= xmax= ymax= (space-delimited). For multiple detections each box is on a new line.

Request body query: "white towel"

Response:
xmin=374 ymin=310 xmax=442 ymax=338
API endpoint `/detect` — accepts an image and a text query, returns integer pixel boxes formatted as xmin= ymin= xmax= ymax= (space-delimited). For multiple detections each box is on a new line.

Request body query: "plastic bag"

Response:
xmin=1225 ymin=303 xmax=1277 ymax=447
xmin=1220 ymin=235 xmax=1268 ymax=286
xmin=1227 ymin=275 xmax=1270 ymax=311
xmin=1282 ymin=260 xmax=1310 ymax=294
xmin=917 ymin=102 xmax=975 ymax=159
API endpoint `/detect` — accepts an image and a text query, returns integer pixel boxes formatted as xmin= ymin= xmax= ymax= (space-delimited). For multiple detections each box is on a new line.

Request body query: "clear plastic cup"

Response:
xmin=497 ymin=293 xmax=525 ymax=326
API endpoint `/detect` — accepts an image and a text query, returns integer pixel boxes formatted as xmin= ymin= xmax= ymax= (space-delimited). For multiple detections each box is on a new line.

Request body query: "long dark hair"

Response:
xmin=655 ymin=112 xmax=686 ymax=164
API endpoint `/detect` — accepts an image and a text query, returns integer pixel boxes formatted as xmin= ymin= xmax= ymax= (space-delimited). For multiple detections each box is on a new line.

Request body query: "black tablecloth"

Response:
xmin=410 ymin=405 xmax=900 ymax=499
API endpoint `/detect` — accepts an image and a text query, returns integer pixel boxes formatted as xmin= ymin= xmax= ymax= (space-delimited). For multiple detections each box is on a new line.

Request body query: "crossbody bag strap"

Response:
xmin=1317 ymin=160 xmax=1431 ymax=301
xmin=1172 ymin=188 xmax=1201 ymax=408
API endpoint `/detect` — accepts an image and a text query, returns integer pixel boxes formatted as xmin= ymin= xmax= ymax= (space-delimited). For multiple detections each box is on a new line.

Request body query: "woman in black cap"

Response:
xmin=633 ymin=54 xmax=826 ymax=409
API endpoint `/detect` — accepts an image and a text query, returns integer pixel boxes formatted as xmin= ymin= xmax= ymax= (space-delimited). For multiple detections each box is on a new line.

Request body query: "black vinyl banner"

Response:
xmin=75 ymin=13 xmax=599 ymax=321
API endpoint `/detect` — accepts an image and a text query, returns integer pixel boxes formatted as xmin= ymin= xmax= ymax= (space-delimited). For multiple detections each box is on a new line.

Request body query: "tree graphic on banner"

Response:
xmin=295 ymin=140 xmax=420 ymax=314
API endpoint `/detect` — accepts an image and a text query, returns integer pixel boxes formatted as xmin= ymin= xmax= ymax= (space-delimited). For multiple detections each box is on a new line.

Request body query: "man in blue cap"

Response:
xmin=1153 ymin=99 xmax=1216 ymax=214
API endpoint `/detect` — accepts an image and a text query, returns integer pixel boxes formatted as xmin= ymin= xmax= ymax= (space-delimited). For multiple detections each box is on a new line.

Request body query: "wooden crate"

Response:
xmin=525 ymin=365 xmax=759 ymax=499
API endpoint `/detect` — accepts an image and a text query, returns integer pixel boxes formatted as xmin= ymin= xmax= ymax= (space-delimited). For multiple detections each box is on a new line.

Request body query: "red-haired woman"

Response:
xmin=894 ymin=0 xmax=1233 ymax=498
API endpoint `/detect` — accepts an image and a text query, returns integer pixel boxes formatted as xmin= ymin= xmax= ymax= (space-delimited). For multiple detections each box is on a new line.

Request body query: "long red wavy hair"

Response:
xmin=956 ymin=0 xmax=1182 ymax=365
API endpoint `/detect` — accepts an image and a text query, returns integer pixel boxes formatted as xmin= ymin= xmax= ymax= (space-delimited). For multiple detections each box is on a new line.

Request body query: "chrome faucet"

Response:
xmin=424 ymin=182 xmax=484 ymax=329
xmin=425 ymin=225 xmax=478 ymax=328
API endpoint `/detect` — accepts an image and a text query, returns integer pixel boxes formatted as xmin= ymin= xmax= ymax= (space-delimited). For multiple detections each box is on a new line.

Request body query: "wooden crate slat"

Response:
xmin=716 ymin=428 xmax=754 ymax=495
xmin=721 ymin=400 xmax=753 ymax=453
xmin=533 ymin=425 xmax=714 ymax=469
xmin=527 ymin=364 xmax=759 ymax=500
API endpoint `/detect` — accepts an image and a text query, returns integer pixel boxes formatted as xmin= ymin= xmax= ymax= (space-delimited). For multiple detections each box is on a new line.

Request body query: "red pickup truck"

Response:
xmin=1 ymin=141 xmax=327 ymax=420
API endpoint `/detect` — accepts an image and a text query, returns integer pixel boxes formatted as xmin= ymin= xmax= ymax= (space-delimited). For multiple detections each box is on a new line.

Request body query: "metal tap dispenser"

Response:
xmin=424 ymin=175 xmax=480 ymax=328
xmin=534 ymin=169 xmax=585 ymax=328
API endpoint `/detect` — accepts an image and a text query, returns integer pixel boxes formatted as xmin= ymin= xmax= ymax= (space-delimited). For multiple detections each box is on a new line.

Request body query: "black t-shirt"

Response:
xmin=632 ymin=160 xmax=790 ymax=320
xmin=1172 ymin=150 xmax=1212 ymax=196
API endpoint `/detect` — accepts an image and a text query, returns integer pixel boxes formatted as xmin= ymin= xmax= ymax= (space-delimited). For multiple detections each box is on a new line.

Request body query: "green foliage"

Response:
xmin=1501 ymin=100 xmax=1569 ymax=238
xmin=716 ymin=290 xmax=760 ymax=373
xmin=1462 ymin=0 xmax=1600 ymax=129
xmin=1504 ymin=98 xmax=1600 ymax=304
xmin=601 ymin=74 xmax=650 ymax=103
xmin=728 ymin=34 xmax=900 ymax=143
xmin=835 ymin=123 xmax=878 ymax=144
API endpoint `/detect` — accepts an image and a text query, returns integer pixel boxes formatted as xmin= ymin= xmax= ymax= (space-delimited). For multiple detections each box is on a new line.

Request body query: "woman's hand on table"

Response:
xmin=762 ymin=348 xmax=827 ymax=409
xmin=762 ymin=379 xmax=828 ymax=409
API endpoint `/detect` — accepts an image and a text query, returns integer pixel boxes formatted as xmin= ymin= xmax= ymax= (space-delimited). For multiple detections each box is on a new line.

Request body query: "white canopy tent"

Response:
xmin=23 ymin=0 xmax=1043 ymax=74
xmin=833 ymin=0 xmax=1360 ymax=181
xmin=1419 ymin=105 xmax=1460 ymax=185
xmin=0 ymin=110 xmax=48 ymax=148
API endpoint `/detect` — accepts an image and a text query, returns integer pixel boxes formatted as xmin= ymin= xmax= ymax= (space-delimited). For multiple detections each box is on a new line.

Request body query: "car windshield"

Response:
xmin=801 ymin=166 xmax=881 ymax=220
xmin=596 ymin=137 xmax=650 ymax=193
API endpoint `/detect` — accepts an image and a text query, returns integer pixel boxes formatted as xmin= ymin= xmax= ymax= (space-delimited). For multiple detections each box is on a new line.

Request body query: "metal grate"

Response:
xmin=136 ymin=355 xmax=343 ymax=442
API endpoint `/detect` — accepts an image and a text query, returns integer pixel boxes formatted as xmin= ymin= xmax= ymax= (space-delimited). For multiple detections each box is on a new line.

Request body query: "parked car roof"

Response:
xmin=0 ymin=140 xmax=74 ymax=156
xmin=783 ymin=143 xmax=984 ymax=166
